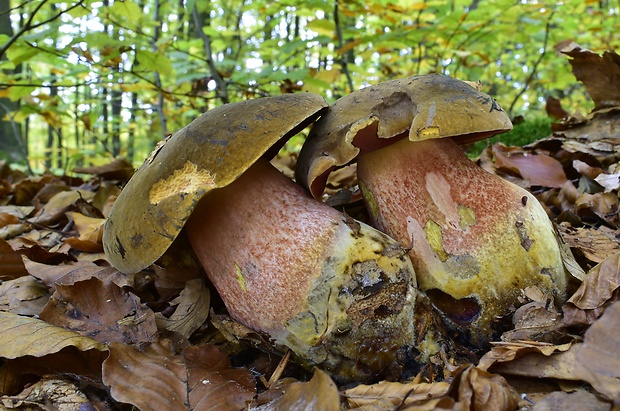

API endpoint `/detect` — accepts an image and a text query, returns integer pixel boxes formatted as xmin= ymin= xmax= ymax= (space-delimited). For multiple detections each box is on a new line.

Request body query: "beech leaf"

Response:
xmin=102 ymin=342 xmax=256 ymax=411
xmin=0 ymin=311 xmax=106 ymax=359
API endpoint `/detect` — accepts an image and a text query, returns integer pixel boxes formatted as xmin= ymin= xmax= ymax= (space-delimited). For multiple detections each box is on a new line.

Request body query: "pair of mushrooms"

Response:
xmin=103 ymin=74 xmax=569 ymax=382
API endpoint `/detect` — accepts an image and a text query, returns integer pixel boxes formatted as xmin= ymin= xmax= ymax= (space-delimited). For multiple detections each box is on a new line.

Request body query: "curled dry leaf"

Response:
xmin=563 ymin=252 xmax=620 ymax=326
xmin=558 ymin=223 xmax=620 ymax=265
xmin=103 ymin=342 xmax=256 ymax=411
xmin=155 ymin=278 xmax=210 ymax=339
xmin=253 ymin=368 xmax=339 ymax=411
xmin=343 ymin=380 xmax=450 ymax=409
xmin=477 ymin=341 xmax=573 ymax=372
xmin=0 ymin=311 xmax=106 ymax=359
xmin=39 ymin=277 xmax=158 ymax=345
xmin=0 ymin=276 xmax=48 ymax=316
xmin=501 ymin=289 xmax=566 ymax=343
xmin=559 ymin=43 xmax=620 ymax=111
xmin=447 ymin=366 xmax=519 ymax=411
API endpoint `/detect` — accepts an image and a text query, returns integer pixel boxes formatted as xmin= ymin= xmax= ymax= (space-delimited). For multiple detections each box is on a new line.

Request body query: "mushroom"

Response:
xmin=103 ymin=93 xmax=418 ymax=382
xmin=296 ymin=74 xmax=569 ymax=343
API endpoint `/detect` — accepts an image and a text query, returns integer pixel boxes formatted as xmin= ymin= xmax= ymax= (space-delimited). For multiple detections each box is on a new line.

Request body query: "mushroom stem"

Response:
xmin=357 ymin=137 xmax=567 ymax=342
xmin=185 ymin=158 xmax=417 ymax=381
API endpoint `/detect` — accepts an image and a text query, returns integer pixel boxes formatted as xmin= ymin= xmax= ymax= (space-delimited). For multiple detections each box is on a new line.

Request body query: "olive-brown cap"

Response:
xmin=104 ymin=93 xmax=328 ymax=274
xmin=295 ymin=74 xmax=513 ymax=198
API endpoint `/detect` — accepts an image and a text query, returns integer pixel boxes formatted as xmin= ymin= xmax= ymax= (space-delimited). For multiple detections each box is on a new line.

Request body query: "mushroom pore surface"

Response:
xmin=356 ymin=137 xmax=568 ymax=343
xmin=185 ymin=158 xmax=418 ymax=382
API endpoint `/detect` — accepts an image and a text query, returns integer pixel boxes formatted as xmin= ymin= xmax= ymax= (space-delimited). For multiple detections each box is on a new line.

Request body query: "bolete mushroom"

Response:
xmin=295 ymin=74 xmax=570 ymax=343
xmin=103 ymin=93 xmax=418 ymax=382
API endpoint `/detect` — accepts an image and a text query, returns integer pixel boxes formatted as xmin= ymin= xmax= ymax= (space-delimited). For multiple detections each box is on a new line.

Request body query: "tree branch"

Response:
xmin=0 ymin=0 xmax=86 ymax=60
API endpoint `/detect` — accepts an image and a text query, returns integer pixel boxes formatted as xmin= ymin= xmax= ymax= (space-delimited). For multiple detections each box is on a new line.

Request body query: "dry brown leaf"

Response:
xmin=28 ymin=190 xmax=94 ymax=226
xmin=559 ymin=43 xmax=620 ymax=111
xmin=501 ymin=296 xmax=565 ymax=343
xmin=0 ymin=238 xmax=27 ymax=279
xmin=558 ymin=223 xmax=620 ymax=264
xmin=24 ymin=259 xmax=134 ymax=290
xmin=0 ymin=377 xmax=91 ymax=410
xmin=73 ymin=157 xmax=135 ymax=182
xmin=563 ymin=252 xmax=620 ymax=326
xmin=0 ymin=311 xmax=106 ymax=359
xmin=155 ymin=278 xmax=210 ymax=339
xmin=39 ymin=277 xmax=158 ymax=345
xmin=574 ymin=192 xmax=620 ymax=228
xmin=478 ymin=341 xmax=573 ymax=372
xmin=102 ymin=342 xmax=256 ymax=411
xmin=573 ymin=300 xmax=620 ymax=403
xmin=344 ymin=380 xmax=450 ymax=409
xmin=531 ymin=389 xmax=611 ymax=411
xmin=253 ymin=368 xmax=339 ymax=411
xmin=0 ymin=276 xmax=49 ymax=316
xmin=492 ymin=145 xmax=569 ymax=188
xmin=66 ymin=211 xmax=105 ymax=243
xmin=447 ymin=366 xmax=519 ymax=411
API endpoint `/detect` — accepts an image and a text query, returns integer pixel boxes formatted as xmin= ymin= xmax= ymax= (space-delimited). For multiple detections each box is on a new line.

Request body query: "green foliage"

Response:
xmin=0 ymin=0 xmax=617 ymax=170
xmin=468 ymin=116 xmax=553 ymax=157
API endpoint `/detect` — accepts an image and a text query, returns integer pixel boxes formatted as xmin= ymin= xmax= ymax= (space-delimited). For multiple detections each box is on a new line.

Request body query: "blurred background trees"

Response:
xmin=0 ymin=0 xmax=617 ymax=173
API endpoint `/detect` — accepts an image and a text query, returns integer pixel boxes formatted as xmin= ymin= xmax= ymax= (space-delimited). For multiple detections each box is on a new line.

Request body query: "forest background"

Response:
xmin=0 ymin=0 xmax=618 ymax=174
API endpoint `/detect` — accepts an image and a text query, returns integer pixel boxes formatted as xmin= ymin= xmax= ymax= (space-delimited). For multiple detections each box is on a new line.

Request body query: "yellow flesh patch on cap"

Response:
xmin=149 ymin=161 xmax=216 ymax=205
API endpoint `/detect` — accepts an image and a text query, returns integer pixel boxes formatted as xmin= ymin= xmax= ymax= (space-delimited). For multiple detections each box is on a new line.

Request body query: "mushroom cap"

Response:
xmin=103 ymin=93 xmax=328 ymax=274
xmin=296 ymin=74 xmax=513 ymax=198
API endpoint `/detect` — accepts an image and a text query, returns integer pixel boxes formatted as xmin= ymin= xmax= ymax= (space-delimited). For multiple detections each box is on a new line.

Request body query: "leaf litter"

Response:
xmin=0 ymin=45 xmax=619 ymax=410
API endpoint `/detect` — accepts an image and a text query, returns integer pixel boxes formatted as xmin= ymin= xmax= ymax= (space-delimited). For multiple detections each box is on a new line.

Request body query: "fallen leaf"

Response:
xmin=102 ymin=342 xmax=256 ymax=411
xmin=559 ymin=43 xmax=620 ymax=111
xmin=155 ymin=278 xmax=210 ymax=339
xmin=447 ymin=366 xmax=519 ymax=411
xmin=0 ymin=238 xmax=27 ymax=279
xmin=73 ymin=157 xmax=134 ymax=182
xmin=254 ymin=368 xmax=339 ymax=411
xmin=0 ymin=377 xmax=92 ymax=409
xmin=531 ymin=389 xmax=611 ymax=411
xmin=492 ymin=145 xmax=569 ymax=188
xmin=0 ymin=311 xmax=106 ymax=359
xmin=0 ymin=276 xmax=48 ymax=316
xmin=478 ymin=341 xmax=573 ymax=372
xmin=39 ymin=277 xmax=158 ymax=345
xmin=344 ymin=380 xmax=450 ymax=409
xmin=563 ymin=252 xmax=620 ymax=326
xmin=573 ymin=300 xmax=620 ymax=402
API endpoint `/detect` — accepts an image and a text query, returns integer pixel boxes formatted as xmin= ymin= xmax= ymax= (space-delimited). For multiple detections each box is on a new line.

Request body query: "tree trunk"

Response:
xmin=0 ymin=0 xmax=27 ymax=165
